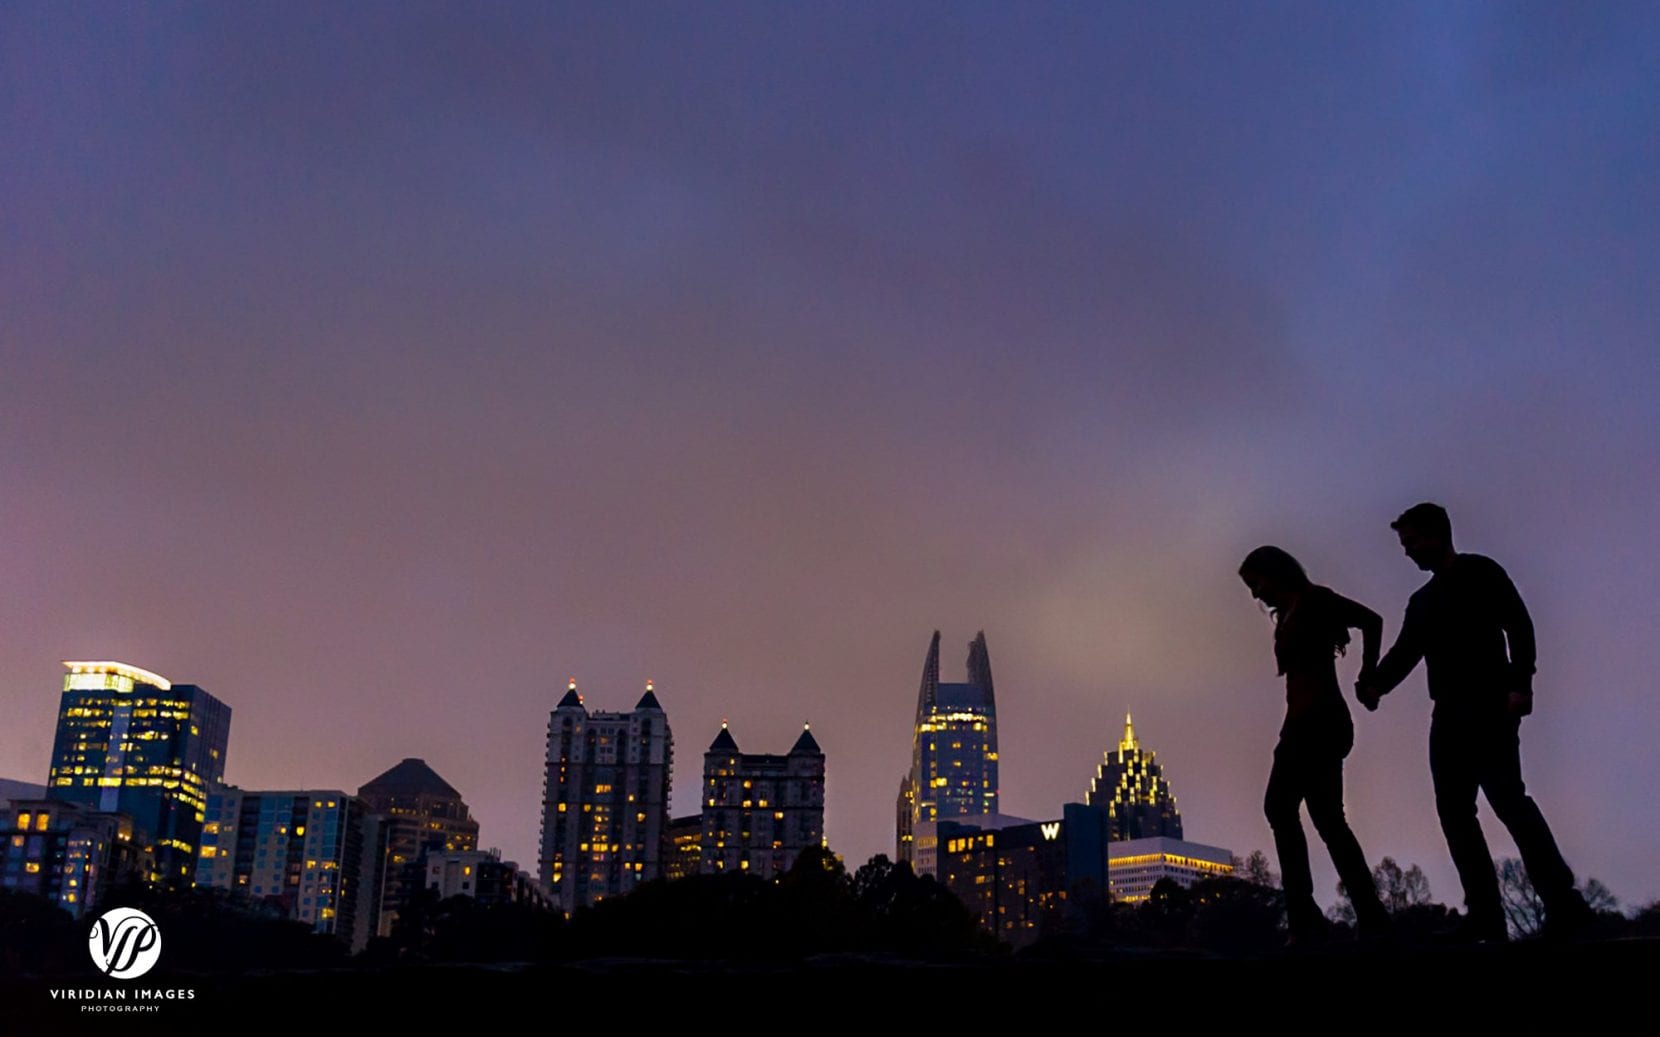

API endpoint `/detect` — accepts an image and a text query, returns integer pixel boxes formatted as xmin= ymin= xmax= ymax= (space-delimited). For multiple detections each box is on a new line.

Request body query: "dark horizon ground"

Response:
xmin=9 ymin=938 xmax=1653 ymax=1031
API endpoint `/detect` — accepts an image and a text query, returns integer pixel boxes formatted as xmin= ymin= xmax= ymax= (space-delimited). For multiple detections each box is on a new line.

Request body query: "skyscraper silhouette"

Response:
xmin=538 ymin=680 xmax=673 ymax=912
xmin=896 ymin=631 xmax=999 ymax=864
xmin=46 ymin=660 xmax=230 ymax=888
xmin=357 ymin=757 xmax=479 ymax=937
xmin=699 ymin=721 xmax=825 ymax=878
xmin=1086 ymin=713 xmax=1184 ymax=841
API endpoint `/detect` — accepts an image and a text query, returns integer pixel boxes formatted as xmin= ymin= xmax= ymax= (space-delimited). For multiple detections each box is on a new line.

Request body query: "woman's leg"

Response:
xmin=1265 ymin=740 xmax=1322 ymax=935
xmin=1304 ymin=747 xmax=1389 ymax=930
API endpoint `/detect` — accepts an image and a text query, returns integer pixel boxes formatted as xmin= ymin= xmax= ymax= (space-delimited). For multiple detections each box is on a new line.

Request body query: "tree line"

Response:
xmin=4 ymin=847 xmax=1655 ymax=974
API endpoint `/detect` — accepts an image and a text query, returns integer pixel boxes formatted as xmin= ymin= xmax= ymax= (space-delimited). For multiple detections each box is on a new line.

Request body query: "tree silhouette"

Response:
xmin=1631 ymin=900 xmax=1660 ymax=938
xmin=849 ymin=854 xmax=992 ymax=957
xmin=1330 ymin=857 xmax=1448 ymax=939
xmin=1232 ymin=849 xmax=1278 ymax=888
xmin=0 ymin=889 xmax=80 ymax=974
xmin=1497 ymin=857 xmax=1620 ymax=938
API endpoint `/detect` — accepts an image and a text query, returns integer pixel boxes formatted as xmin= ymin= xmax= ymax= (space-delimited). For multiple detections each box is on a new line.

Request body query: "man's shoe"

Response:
xmin=1541 ymin=893 xmax=1594 ymax=943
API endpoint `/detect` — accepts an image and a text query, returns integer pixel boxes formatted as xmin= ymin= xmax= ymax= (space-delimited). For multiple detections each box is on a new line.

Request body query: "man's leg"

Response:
xmin=1479 ymin=717 xmax=1585 ymax=920
xmin=1430 ymin=715 xmax=1505 ymax=934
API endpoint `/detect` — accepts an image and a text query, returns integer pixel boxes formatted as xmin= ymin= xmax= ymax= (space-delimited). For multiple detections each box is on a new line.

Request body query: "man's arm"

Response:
xmin=1486 ymin=557 xmax=1536 ymax=715
xmin=1362 ymin=597 xmax=1425 ymax=708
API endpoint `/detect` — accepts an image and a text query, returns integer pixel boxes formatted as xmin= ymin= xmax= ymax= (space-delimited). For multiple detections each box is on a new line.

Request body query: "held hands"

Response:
xmin=1507 ymin=690 xmax=1533 ymax=719
xmin=1355 ymin=668 xmax=1382 ymax=712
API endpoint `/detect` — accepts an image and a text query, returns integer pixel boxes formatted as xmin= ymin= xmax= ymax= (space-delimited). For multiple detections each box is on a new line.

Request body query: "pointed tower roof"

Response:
xmin=1119 ymin=712 xmax=1139 ymax=754
xmin=965 ymin=630 xmax=995 ymax=712
xmin=790 ymin=723 xmax=821 ymax=754
xmin=557 ymin=678 xmax=583 ymax=709
xmin=359 ymin=757 xmax=461 ymax=798
xmin=915 ymin=630 xmax=942 ymax=720
xmin=708 ymin=721 xmax=739 ymax=753
xmin=636 ymin=679 xmax=663 ymax=711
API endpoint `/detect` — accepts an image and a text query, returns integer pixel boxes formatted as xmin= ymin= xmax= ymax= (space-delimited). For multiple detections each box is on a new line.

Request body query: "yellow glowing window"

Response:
xmin=25 ymin=862 xmax=41 ymax=874
xmin=15 ymin=813 xmax=30 ymax=830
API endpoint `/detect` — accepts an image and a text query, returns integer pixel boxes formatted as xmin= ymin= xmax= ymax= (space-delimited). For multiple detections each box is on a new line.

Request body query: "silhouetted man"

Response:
xmin=1357 ymin=502 xmax=1589 ymax=941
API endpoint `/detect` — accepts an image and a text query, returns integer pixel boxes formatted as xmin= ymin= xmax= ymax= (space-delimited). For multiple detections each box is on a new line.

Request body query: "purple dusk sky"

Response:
xmin=4 ymin=3 xmax=1658 ymax=910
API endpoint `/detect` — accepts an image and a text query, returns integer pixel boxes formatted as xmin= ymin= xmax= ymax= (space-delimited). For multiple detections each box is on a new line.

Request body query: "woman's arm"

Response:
xmin=1328 ymin=589 xmax=1382 ymax=676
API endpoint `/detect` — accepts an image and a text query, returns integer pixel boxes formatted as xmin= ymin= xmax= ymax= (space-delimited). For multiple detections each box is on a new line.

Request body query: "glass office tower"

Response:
xmin=47 ymin=661 xmax=231 ymax=887
xmin=897 ymin=632 xmax=999 ymax=863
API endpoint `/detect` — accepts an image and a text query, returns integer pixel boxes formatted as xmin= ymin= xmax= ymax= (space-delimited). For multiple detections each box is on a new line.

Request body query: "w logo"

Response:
xmin=1039 ymin=822 xmax=1061 ymax=840
xmin=88 ymin=908 xmax=162 ymax=979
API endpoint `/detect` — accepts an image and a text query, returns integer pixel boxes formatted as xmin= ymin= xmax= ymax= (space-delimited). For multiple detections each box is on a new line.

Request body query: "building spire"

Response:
xmin=915 ymin=630 xmax=942 ymax=720
xmin=1087 ymin=713 xmax=1183 ymax=840
xmin=966 ymin=631 xmax=995 ymax=712
xmin=708 ymin=719 xmax=739 ymax=753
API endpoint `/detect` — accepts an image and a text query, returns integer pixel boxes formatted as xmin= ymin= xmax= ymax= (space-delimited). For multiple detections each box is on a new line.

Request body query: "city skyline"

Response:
xmin=5 ymin=4 xmax=1659 ymax=916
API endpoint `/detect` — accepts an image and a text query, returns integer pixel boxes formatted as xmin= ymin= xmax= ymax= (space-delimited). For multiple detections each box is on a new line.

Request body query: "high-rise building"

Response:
xmin=46 ymin=661 xmax=231 ymax=887
xmin=538 ymin=680 xmax=673 ymax=913
xmin=935 ymin=804 xmax=1112 ymax=947
xmin=196 ymin=788 xmax=377 ymax=951
xmin=896 ymin=632 xmax=999 ymax=865
xmin=1085 ymin=714 xmax=1183 ymax=841
xmin=0 ymin=798 xmax=149 ymax=918
xmin=358 ymin=758 xmax=478 ymax=937
xmin=699 ymin=722 xmax=824 ymax=879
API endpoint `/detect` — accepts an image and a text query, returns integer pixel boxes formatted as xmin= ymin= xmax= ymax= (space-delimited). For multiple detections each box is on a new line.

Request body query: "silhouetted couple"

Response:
xmin=1238 ymin=503 xmax=1590 ymax=946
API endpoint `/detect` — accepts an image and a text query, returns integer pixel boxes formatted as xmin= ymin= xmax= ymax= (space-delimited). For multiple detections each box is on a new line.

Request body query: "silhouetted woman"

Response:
xmin=1239 ymin=545 xmax=1390 ymax=943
